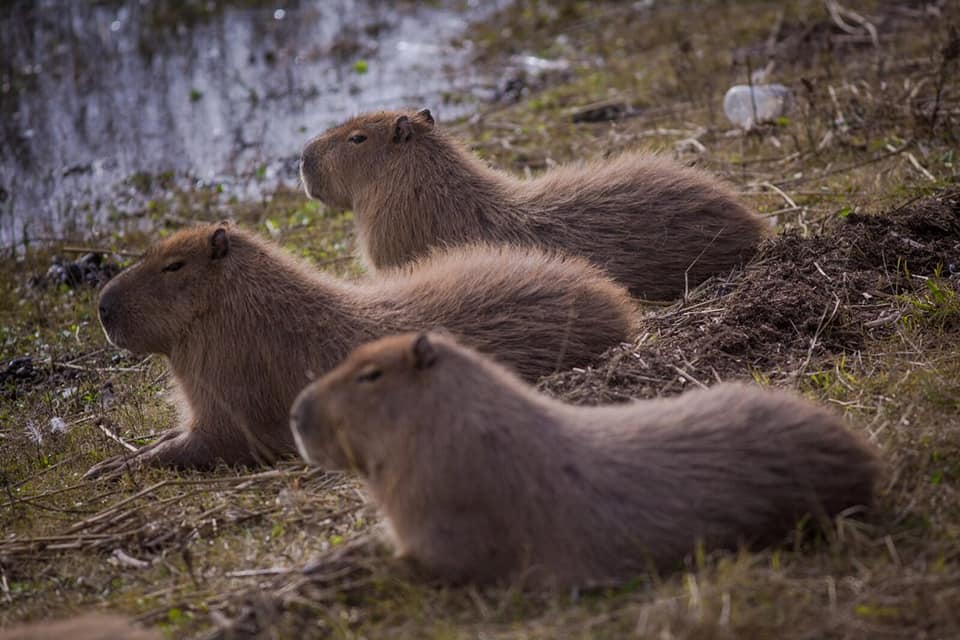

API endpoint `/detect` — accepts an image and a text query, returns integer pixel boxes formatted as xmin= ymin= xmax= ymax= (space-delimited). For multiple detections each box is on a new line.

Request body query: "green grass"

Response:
xmin=2 ymin=0 xmax=959 ymax=637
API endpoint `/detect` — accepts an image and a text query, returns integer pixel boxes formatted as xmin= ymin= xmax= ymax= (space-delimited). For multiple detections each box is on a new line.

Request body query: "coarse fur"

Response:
xmin=87 ymin=223 xmax=633 ymax=476
xmin=300 ymin=109 xmax=767 ymax=300
xmin=0 ymin=614 xmax=160 ymax=640
xmin=290 ymin=332 xmax=882 ymax=588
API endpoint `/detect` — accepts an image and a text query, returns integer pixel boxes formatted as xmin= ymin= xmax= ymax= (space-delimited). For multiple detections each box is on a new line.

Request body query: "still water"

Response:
xmin=0 ymin=0 xmax=497 ymax=250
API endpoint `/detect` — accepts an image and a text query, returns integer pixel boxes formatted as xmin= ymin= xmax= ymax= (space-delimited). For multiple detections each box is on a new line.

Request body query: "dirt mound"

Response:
xmin=540 ymin=190 xmax=960 ymax=404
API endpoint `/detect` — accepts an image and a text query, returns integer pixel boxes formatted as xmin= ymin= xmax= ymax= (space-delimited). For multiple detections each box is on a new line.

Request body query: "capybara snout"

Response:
xmin=95 ymin=226 xmax=231 ymax=355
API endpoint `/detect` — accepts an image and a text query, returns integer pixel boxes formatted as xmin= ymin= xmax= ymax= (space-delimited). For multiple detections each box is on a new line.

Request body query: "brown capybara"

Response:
xmin=86 ymin=223 xmax=633 ymax=477
xmin=289 ymin=332 xmax=881 ymax=588
xmin=0 ymin=614 xmax=160 ymax=640
xmin=299 ymin=108 xmax=767 ymax=300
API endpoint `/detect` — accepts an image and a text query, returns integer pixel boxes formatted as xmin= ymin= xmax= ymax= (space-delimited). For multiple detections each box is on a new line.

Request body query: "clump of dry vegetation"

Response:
xmin=2 ymin=1 xmax=959 ymax=638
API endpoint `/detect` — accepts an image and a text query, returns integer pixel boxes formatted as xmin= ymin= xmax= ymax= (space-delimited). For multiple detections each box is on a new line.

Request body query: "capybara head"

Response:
xmin=98 ymin=223 xmax=233 ymax=355
xmin=290 ymin=332 xmax=446 ymax=472
xmin=299 ymin=108 xmax=436 ymax=209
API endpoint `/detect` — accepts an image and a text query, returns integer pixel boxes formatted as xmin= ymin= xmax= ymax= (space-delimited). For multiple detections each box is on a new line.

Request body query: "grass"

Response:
xmin=2 ymin=0 xmax=959 ymax=638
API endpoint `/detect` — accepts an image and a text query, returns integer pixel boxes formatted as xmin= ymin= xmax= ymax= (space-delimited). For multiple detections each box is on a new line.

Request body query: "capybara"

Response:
xmin=0 ymin=614 xmax=160 ymax=640
xmin=290 ymin=332 xmax=881 ymax=587
xmin=87 ymin=223 xmax=632 ymax=477
xmin=300 ymin=108 xmax=766 ymax=299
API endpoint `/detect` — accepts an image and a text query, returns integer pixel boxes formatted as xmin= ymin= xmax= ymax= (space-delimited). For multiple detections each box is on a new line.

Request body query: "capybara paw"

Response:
xmin=83 ymin=430 xmax=181 ymax=480
xmin=83 ymin=452 xmax=143 ymax=480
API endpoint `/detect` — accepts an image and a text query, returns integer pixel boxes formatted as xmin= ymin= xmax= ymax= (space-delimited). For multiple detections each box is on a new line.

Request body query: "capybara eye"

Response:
xmin=347 ymin=134 xmax=367 ymax=144
xmin=162 ymin=261 xmax=185 ymax=273
xmin=355 ymin=367 xmax=382 ymax=383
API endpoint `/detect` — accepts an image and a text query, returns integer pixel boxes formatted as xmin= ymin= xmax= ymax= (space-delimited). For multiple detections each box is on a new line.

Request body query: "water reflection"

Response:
xmin=0 ymin=0 xmax=493 ymax=249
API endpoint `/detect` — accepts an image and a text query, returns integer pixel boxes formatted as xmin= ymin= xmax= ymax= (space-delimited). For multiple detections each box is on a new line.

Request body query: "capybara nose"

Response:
xmin=289 ymin=392 xmax=311 ymax=436
xmin=98 ymin=290 xmax=115 ymax=325
xmin=299 ymin=152 xmax=315 ymax=178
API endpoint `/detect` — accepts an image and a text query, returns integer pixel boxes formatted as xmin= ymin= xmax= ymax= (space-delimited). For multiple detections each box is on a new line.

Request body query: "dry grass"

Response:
xmin=2 ymin=0 xmax=959 ymax=638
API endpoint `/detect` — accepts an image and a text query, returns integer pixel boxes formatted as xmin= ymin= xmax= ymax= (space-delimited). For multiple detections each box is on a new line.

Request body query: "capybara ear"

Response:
xmin=417 ymin=108 xmax=435 ymax=128
xmin=411 ymin=333 xmax=437 ymax=370
xmin=210 ymin=227 xmax=230 ymax=260
xmin=393 ymin=115 xmax=414 ymax=143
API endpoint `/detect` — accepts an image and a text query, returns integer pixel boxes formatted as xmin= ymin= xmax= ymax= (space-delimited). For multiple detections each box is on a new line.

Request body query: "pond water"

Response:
xmin=0 ymin=0 xmax=499 ymax=250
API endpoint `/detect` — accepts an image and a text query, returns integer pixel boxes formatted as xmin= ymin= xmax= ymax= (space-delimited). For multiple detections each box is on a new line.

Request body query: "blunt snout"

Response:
xmin=98 ymin=287 xmax=117 ymax=327
xmin=289 ymin=384 xmax=323 ymax=465
xmin=289 ymin=387 xmax=313 ymax=438
xmin=299 ymin=141 xmax=321 ymax=196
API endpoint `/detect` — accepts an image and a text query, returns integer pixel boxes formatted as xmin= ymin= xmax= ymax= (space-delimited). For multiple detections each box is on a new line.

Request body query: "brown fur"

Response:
xmin=290 ymin=332 xmax=882 ymax=587
xmin=0 ymin=614 xmax=159 ymax=640
xmin=87 ymin=223 xmax=633 ymax=476
xmin=300 ymin=109 xmax=767 ymax=300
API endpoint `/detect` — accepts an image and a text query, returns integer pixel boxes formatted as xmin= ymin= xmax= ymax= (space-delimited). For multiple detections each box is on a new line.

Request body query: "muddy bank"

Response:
xmin=541 ymin=190 xmax=960 ymax=403
xmin=0 ymin=0 xmax=503 ymax=250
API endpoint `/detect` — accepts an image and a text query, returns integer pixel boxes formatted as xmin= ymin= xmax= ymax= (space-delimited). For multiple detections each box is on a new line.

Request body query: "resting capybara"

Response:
xmin=289 ymin=332 xmax=881 ymax=587
xmin=87 ymin=223 xmax=633 ymax=477
xmin=0 ymin=614 xmax=160 ymax=640
xmin=299 ymin=108 xmax=766 ymax=299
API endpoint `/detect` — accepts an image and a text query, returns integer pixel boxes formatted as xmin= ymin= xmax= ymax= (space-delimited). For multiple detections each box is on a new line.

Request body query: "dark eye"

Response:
xmin=355 ymin=367 xmax=382 ymax=383
xmin=162 ymin=261 xmax=185 ymax=273
xmin=348 ymin=134 xmax=367 ymax=144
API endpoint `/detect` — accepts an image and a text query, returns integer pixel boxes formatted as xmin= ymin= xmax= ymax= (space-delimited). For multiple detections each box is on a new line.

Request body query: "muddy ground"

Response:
xmin=543 ymin=190 xmax=960 ymax=403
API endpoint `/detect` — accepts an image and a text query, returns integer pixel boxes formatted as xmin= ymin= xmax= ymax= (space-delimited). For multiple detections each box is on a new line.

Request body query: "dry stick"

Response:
xmin=775 ymin=142 xmax=912 ymax=187
xmin=670 ymin=364 xmax=708 ymax=390
xmin=3 ymin=496 xmax=99 ymax=516
xmin=760 ymin=205 xmax=802 ymax=218
xmin=905 ymin=152 xmax=936 ymax=181
xmin=97 ymin=421 xmax=139 ymax=452
xmin=795 ymin=294 xmax=842 ymax=381
xmin=66 ymin=480 xmax=172 ymax=533
xmin=61 ymin=348 xmax=108 ymax=365
xmin=225 ymin=567 xmax=294 ymax=578
xmin=682 ymin=227 xmax=727 ymax=301
xmin=51 ymin=361 xmax=146 ymax=374
xmin=3 ymin=492 xmax=278 ymax=557
xmin=61 ymin=245 xmax=142 ymax=258
xmin=8 ymin=469 xmax=317 ymax=551
xmin=85 ymin=490 xmax=211 ymax=535
xmin=760 ymin=181 xmax=798 ymax=209
xmin=11 ymin=452 xmax=84 ymax=489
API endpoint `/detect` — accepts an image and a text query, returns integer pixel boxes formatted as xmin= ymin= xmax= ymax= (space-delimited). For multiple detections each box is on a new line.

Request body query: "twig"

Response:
xmin=760 ymin=181 xmax=798 ymax=209
xmin=760 ymin=205 xmax=802 ymax=218
xmin=225 ymin=567 xmax=294 ymax=578
xmin=795 ymin=295 xmax=842 ymax=379
xmin=905 ymin=152 xmax=936 ymax=181
xmin=776 ymin=142 xmax=911 ymax=187
xmin=51 ymin=361 xmax=147 ymax=374
xmin=669 ymin=364 xmax=708 ymax=389
xmin=813 ymin=262 xmax=833 ymax=282
xmin=97 ymin=422 xmax=138 ymax=453
xmin=12 ymin=453 xmax=83 ymax=489
xmin=61 ymin=246 xmax=142 ymax=258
